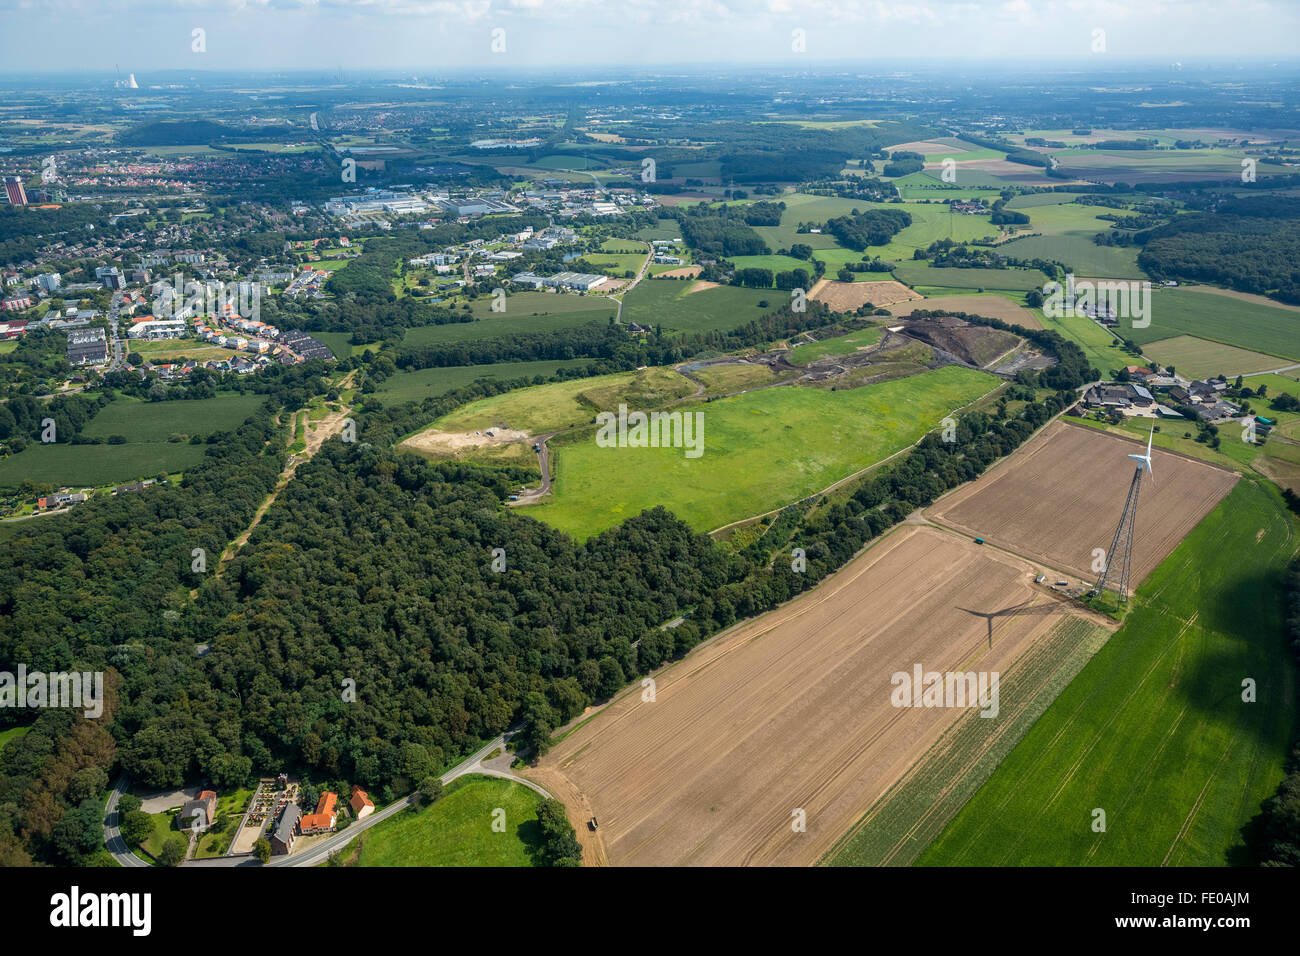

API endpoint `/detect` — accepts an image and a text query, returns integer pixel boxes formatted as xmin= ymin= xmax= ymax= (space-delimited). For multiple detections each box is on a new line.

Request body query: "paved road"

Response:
xmin=104 ymin=775 xmax=151 ymax=868
xmin=107 ymin=290 xmax=125 ymax=370
xmin=507 ymin=431 xmax=558 ymax=505
xmin=609 ymin=240 xmax=653 ymax=324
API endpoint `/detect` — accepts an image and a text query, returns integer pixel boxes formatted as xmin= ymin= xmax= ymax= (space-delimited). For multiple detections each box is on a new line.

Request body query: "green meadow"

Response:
xmin=373 ymin=359 xmax=595 ymax=406
xmin=421 ymin=367 xmax=693 ymax=437
xmin=919 ymin=478 xmax=1297 ymax=866
xmin=1123 ymin=288 xmax=1300 ymax=363
xmin=403 ymin=293 xmax=616 ymax=346
xmin=999 ymin=235 xmax=1142 ymax=278
xmin=525 ymin=365 xmax=998 ymax=539
xmin=619 ymin=279 xmax=779 ymax=335
xmin=80 ymin=393 xmax=264 ymax=442
xmin=0 ymin=443 xmax=207 ymax=491
xmin=347 ymin=776 xmax=544 ymax=867
xmin=892 ymin=262 xmax=1048 ymax=292
xmin=788 ymin=326 xmax=883 ymax=365
xmin=1142 ymin=335 xmax=1288 ymax=379
xmin=0 ymin=393 xmax=262 ymax=490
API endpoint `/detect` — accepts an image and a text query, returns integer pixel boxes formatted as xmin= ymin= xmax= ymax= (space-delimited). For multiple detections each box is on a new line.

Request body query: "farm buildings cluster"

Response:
xmin=1077 ymin=367 xmax=1254 ymax=424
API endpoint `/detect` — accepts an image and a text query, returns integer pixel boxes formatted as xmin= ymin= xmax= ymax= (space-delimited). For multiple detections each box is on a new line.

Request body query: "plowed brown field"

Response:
xmin=927 ymin=421 xmax=1237 ymax=585
xmin=527 ymin=524 xmax=1105 ymax=866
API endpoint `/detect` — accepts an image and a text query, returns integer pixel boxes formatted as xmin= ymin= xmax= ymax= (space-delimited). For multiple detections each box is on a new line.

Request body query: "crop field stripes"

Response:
xmin=824 ymin=615 xmax=1110 ymax=867
xmin=987 ymin=611 xmax=1201 ymax=865
xmin=1160 ymin=738 xmax=1232 ymax=867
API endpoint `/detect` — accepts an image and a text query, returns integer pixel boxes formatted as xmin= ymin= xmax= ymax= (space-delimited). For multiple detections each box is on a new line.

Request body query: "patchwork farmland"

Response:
xmin=528 ymin=525 xmax=1110 ymax=866
xmin=927 ymin=421 xmax=1238 ymax=586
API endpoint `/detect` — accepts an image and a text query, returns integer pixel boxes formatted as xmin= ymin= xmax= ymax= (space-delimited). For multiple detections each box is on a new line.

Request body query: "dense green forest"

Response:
xmin=824 ymin=208 xmax=912 ymax=251
xmin=1137 ymin=197 xmax=1300 ymax=304
xmin=674 ymin=205 xmax=770 ymax=258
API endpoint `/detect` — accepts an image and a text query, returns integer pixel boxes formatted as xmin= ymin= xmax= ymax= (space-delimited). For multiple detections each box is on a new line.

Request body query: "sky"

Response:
xmin=1 ymin=0 xmax=1298 ymax=73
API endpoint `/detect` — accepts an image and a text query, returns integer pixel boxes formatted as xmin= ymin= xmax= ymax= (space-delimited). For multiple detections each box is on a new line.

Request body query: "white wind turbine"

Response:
xmin=1096 ymin=424 xmax=1156 ymax=601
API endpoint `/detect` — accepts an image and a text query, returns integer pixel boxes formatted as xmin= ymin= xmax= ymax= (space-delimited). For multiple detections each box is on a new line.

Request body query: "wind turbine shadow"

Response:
xmin=957 ymin=600 xmax=1062 ymax=649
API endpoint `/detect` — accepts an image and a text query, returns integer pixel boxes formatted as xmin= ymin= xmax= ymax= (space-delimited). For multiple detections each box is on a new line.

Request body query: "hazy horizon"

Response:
xmin=2 ymin=0 xmax=1298 ymax=74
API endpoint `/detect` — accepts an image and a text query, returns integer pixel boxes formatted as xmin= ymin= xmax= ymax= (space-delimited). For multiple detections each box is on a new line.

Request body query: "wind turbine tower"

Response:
xmin=1095 ymin=426 xmax=1155 ymax=601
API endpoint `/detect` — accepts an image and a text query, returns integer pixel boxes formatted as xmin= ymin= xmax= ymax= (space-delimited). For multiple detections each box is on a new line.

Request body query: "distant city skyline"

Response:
xmin=2 ymin=0 xmax=1298 ymax=73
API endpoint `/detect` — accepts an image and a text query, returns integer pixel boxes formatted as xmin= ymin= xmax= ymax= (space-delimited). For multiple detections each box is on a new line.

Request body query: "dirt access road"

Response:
xmin=213 ymin=375 xmax=357 ymax=578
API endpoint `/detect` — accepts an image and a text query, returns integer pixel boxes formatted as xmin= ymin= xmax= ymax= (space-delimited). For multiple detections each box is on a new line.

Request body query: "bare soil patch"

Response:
xmin=529 ymin=525 xmax=1099 ymax=866
xmin=928 ymin=421 xmax=1238 ymax=586
xmin=685 ymin=279 xmax=721 ymax=295
xmin=888 ymin=140 xmax=974 ymax=155
xmin=402 ymin=427 xmax=530 ymax=457
xmin=810 ymin=279 xmax=922 ymax=312
xmin=656 ymin=266 xmax=702 ymax=279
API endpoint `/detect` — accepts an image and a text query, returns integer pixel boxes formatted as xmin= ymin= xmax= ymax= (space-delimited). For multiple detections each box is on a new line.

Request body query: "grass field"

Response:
xmin=347 ymin=775 xmax=544 ymax=867
xmin=372 ymin=359 xmax=595 ymax=405
xmin=997 ymin=235 xmax=1142 ymax=278
xmin=728 ymin=254 xmax=820 ymax=278
xmin=80 ymin=394 xmax=264 ymax=442
xmin=1244 ymin=374 xmax=1300 ymax=440
xmin=1124 ymin=288 xmax=1300 ymax=363
xmin=1142 ymin=335 xmax=1290 ymax=379
xmin=634 ymin=222 xmax=683 ymax=242
xmin=619 ymin=279 xmax=779 ymax=335
xmin=1051 ymin=147 xmax=1291 ymax=185
xmin=892 ymin=262 xmax=1051 ymax=292
xmin=748 ymin=193 xmax=994 ymax=254
xmin=403 ymin=293 xmax=616 ymax=347
xmin=314 ymin=332 xmax=378 ymax=359
xmin=0 ymin=442 xmax=206 ymax=491
xmin=788 ymin=326 xmax=883 ymax=364
xmin=526 ymin=366 xmax=998 ymax=539
xmin=688 ymin=363 xmax=790 ymax=394
xmin=584 ymin=252 xmax=646 ymax=276
xmin=425 ymin=367 xmax=693 ymax=436
xmin=1035 ymin=305 xmax=1134 ymax=374
xmin=919 ymin=477 xmax=1297 ymax=866
xmin=139 ymin=811 xmax=180 ymax=862
xmin=0 ymin=725 xmax=30 ymax=750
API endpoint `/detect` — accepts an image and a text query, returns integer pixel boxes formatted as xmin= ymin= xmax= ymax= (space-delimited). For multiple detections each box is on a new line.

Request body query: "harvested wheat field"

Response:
xmin=903 ymin=294 xmax=1042 ymax=329
xmin=810 ymin=278 xmax=923 ymax=312
xmin=928 ymin=421 xmax=1237 ymax=585
xmin=527 ymin=524 xmax=1104 ymax=866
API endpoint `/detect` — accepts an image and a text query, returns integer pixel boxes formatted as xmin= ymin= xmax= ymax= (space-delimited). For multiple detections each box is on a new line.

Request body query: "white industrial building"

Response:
xmin=128 ymin=318 xmax=187 ymax=339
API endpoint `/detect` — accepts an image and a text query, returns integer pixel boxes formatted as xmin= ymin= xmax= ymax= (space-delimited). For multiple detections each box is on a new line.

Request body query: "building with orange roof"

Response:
xmin=179 ymin=789 xmax=219 ymax=831
xmin=349 ymin=785 xmax=374 ymax=821
xmin=298 ymin=791 xmax=338 ymax=834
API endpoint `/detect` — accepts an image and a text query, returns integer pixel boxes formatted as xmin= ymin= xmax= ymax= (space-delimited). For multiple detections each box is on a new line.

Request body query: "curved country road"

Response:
xmin=105 ymin=729 xmax=550 ymax=868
